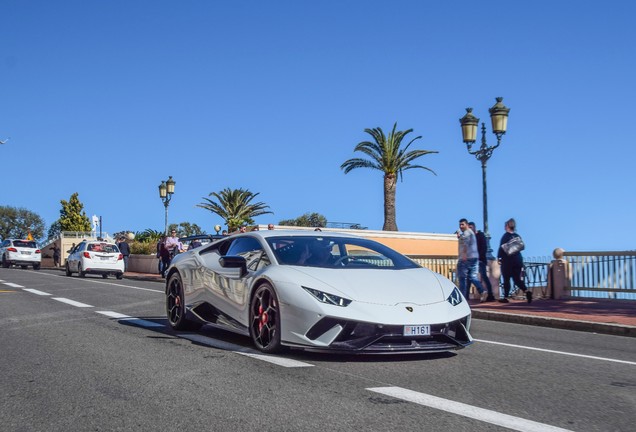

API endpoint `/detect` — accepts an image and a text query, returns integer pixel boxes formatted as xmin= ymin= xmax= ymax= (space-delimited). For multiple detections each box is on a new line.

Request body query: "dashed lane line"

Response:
xmin=97 ymin=311 xmax=314 ymax=367
xmin=3 ymin=282 xmax=24 ymax=288
xmin=367 ymin=387 xmax=573 ymax=432
xmin=22 ymin=288 xmax=52 ymax=296
xmin=178 ymin=333 xmax=314 ymax=368
xmin=52 ymin=297 xmax=94 ymax=308
xmin=30 ymin=271 xmax=163 ymax=293
xmin=96 ymin=311 xmax=165 ymax=328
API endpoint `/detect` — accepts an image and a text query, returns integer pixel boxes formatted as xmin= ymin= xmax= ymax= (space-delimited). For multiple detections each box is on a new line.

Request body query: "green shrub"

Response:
xmin=130 ymin=241 xmax=156 ymax=255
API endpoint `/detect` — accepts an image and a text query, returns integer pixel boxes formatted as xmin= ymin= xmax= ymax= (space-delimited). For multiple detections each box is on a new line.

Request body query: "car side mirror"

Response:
xmin=219 ymin=255 xmax=247 ymax=277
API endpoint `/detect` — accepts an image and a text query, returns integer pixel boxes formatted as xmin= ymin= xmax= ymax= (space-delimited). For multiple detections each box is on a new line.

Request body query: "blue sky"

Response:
xmin=2 ymin=0 xmax=634 ymax=258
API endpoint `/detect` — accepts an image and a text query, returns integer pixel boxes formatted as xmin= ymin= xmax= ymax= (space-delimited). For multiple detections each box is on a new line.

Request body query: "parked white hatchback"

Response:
xmin=66 ymin=240 xmax=124 ymax=279
xmin=1 ymin=239 xmax=42 ymax=270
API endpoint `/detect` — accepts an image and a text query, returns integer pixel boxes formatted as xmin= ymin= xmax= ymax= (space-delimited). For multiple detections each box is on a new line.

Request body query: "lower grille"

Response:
xmin=305 ymin=316 xmax=471 ymax=353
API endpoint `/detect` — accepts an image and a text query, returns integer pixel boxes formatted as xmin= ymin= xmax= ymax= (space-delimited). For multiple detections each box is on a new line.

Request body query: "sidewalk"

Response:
xmin=470 ymin=297 xmax=636 ymax=337
xmin=122 ymin=271 xmax=636 ymax=338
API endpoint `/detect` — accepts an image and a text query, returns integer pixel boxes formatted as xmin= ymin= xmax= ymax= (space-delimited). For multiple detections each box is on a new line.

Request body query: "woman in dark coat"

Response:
xmin=497 ymin=218 xmax=532 ymax=303
xmin=158 ymin=236 xmax=171 ymax=278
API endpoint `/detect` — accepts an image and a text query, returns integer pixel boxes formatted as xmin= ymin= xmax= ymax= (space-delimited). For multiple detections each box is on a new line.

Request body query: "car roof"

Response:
xmin=237 ymin=230 xmax=361 ymax=240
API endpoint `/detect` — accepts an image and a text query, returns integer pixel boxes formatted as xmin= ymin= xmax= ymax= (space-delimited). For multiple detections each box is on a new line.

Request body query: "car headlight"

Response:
xmin=302 ymin=286 xmax=352 ymax=307
xmin=447 ymin=287 xmax=463 ymax=306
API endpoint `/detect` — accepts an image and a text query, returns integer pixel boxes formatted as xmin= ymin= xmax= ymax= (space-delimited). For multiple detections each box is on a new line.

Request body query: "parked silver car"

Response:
xmin=1 ymin=239 xmax=41 ymax=270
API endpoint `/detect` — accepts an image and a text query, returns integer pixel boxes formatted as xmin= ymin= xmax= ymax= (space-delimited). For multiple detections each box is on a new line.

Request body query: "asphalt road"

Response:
xmin=1 ymin=268 xmax=635 ymax=432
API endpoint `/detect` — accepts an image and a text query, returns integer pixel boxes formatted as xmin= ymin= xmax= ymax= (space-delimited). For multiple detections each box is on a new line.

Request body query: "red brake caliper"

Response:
xmin=258 ymin=304 xmax=267 ymax=332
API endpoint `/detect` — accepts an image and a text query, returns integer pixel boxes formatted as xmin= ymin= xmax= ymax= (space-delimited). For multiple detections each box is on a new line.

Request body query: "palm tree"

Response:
xmin=197 ymin=188 xmax=273 ymax=232
xmin=341 ymin=123 xmax=437 ymax=231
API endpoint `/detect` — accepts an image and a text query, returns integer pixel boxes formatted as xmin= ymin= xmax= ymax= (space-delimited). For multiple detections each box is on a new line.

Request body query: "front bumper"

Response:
xmin=296 ymin=315 xmax=472 ymax=353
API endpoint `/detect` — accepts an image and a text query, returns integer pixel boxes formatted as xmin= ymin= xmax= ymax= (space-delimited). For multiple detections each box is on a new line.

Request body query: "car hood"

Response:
xmin=289 ymin=267 xmax=447 ymax=306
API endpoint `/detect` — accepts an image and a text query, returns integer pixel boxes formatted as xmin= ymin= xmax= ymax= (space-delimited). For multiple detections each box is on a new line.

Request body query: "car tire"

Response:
xmin=102 ymin=274 xmax=108 ymax=279
xmin=166 ymin=272 xmax=201 ymax=331
xmin=20 ymin=265 xmax=27 ymax=269
xmin=65 ymin=263 xmax=72 ymax=276
xmin=2 ymin=255 xmax=10 ymax=268
xmin=78 ymin=263 xmax=86 ymax=278
xmin=249 ymin=283 xmax=283 ymax=354
xmin=116 ymin=273 xmax=123 ymax=280
xmin=33 ymin=263 xmax=40 ymax=270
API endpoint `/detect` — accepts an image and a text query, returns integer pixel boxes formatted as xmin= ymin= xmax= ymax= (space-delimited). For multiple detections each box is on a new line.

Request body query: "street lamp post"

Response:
xmin=158 ymin=176 xmax=176 ymax=235
xmin=459 ymin=97 xmax=510 ymax=259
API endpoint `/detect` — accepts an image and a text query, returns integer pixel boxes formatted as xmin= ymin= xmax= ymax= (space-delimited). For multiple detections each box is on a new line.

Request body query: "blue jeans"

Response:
xmin=458 ymin=258 xmax=485 ymax=300
xmin=478 ymin=260 xmax=493 ymax=296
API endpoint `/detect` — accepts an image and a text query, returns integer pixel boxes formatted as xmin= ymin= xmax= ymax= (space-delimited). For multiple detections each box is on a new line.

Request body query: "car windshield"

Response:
xmin=267 ymin=236 xmax=419 ymax=270
xmin=14 ymin=240 xmax=37 ymax=248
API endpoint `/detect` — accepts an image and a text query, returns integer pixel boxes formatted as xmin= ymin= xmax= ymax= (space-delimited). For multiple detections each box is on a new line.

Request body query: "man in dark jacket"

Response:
xmin=117 ymin=237 xmax=131 ymax=272
xmin=469 ymin=222 xmax=495 ymax=301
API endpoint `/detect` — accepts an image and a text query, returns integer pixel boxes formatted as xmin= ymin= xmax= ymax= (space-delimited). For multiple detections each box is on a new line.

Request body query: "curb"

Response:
xmin=472 ymin=309 xmax=636 ymax=338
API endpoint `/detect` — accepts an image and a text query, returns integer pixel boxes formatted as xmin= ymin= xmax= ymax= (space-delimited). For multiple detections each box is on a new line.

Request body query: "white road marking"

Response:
xmin=475 ymin=339 xmax=636 ymax=366
xmin=3 ymin=282 xmax=24 ymax=288
xmin=52 ymin=297 xmax=93 ymax=308
xmin=367 ymin=387 xmax=573 ymax=432
xmin=237 ymin=352 xmax=315 ymax=368
xmin=29 ymin=271 xmax=163 ymax=293
xmin=96 ymin=311 xmax=164 ymax=328
xmin=178 ymin=333 xmax=314 ymax=367
xmin=22 ymin=288 xmax=52 ymax=296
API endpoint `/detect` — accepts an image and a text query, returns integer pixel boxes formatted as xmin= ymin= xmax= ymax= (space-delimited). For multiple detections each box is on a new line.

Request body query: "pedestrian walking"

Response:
xmin=165 ymin=230 xmax=180 ymax=259
xmin=49 ymin=244 xmax=61 ymax=267
xmin=497 ymin=218 xmax=532 ymax=303
xmin=158 ymin=236 xmax=171 ymax=278
xmin=456 ymin=218 xmax=487 ymax=302
xmin=469 ymin=222 xmax=495 ymax=301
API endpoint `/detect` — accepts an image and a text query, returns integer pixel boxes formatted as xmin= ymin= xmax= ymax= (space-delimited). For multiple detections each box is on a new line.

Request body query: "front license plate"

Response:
xmin=403 ymin=325 xmax=431 ymax=336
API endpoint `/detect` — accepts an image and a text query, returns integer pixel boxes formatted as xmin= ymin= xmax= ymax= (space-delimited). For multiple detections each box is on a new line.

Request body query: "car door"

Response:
xmin=67 ymin=243 xmax=84 ymax=272
xmin=199 ymin=236 xmax=269 ymax=325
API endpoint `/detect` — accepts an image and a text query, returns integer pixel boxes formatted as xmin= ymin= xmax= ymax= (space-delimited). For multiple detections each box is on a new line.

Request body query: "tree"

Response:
xmin=197 ymin=188 xmax=273 ymax=232
xmin=47 ymin=221 xmax=61 ymax=241
xmin=341 ymin=123 xmax=437 ymax=231
xmin=57 ymin=192 xmax=92 ymax=232
xmin=134 ymin=229 xmax=163 ymax=243
xmin=169 ymin=222 xmax=205 ymax=237
xmin=279 ymin=212 xmax=327 ymax=228
xmin=0 ymin=206 xmax=45 ymax=240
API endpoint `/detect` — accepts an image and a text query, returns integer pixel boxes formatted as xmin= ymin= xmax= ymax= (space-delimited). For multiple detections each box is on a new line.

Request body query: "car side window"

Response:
xmin=225 ymin=237 xmax=268 ymax=271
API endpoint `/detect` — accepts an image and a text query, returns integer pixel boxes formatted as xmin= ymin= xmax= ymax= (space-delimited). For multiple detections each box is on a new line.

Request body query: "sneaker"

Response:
xmin=498 ymin=298 xmax=509 ymax=303
xmin=526 ymin=290 xmax=533 ymax=304
xmin=480 ymin=291 xmax=488 ymax=302
xmin=485 ymin=295 xmax=496 ymax=302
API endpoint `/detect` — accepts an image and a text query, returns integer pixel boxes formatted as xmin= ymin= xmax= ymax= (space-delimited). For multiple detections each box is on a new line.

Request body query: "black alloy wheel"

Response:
xmin=33 ymin=263 xmax=40 ymax=270
xmin=65 ymin=262 xmax=72 ymax=276
xmin=166 ymin=272 xmax=200 ymax=331
xmin=78 ymin=263 xmax=86 ymax=278
xmin=249 ymin=283 xmax=282 ymax=353
xmin=1 ymin=255 xmax=9 ymax=268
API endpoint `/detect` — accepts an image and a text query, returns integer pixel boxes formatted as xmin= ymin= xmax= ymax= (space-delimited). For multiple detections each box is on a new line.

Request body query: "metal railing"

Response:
xmin=564 ymin=251 xmax=636 ymax=300
xmin=408 ymin=252 xmax=636 ymax=300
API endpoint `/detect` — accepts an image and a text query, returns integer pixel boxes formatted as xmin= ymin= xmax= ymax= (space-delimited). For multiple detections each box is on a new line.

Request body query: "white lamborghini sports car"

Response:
xmin=165 ymin=230 xmax=472 ymax=354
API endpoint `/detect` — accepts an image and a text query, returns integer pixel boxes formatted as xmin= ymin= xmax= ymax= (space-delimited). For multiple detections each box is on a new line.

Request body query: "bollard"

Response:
xmin=548 ymin=248 xmax=570 ymax=299
xmin=488 ymin=259 xmax=501 ymax=299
